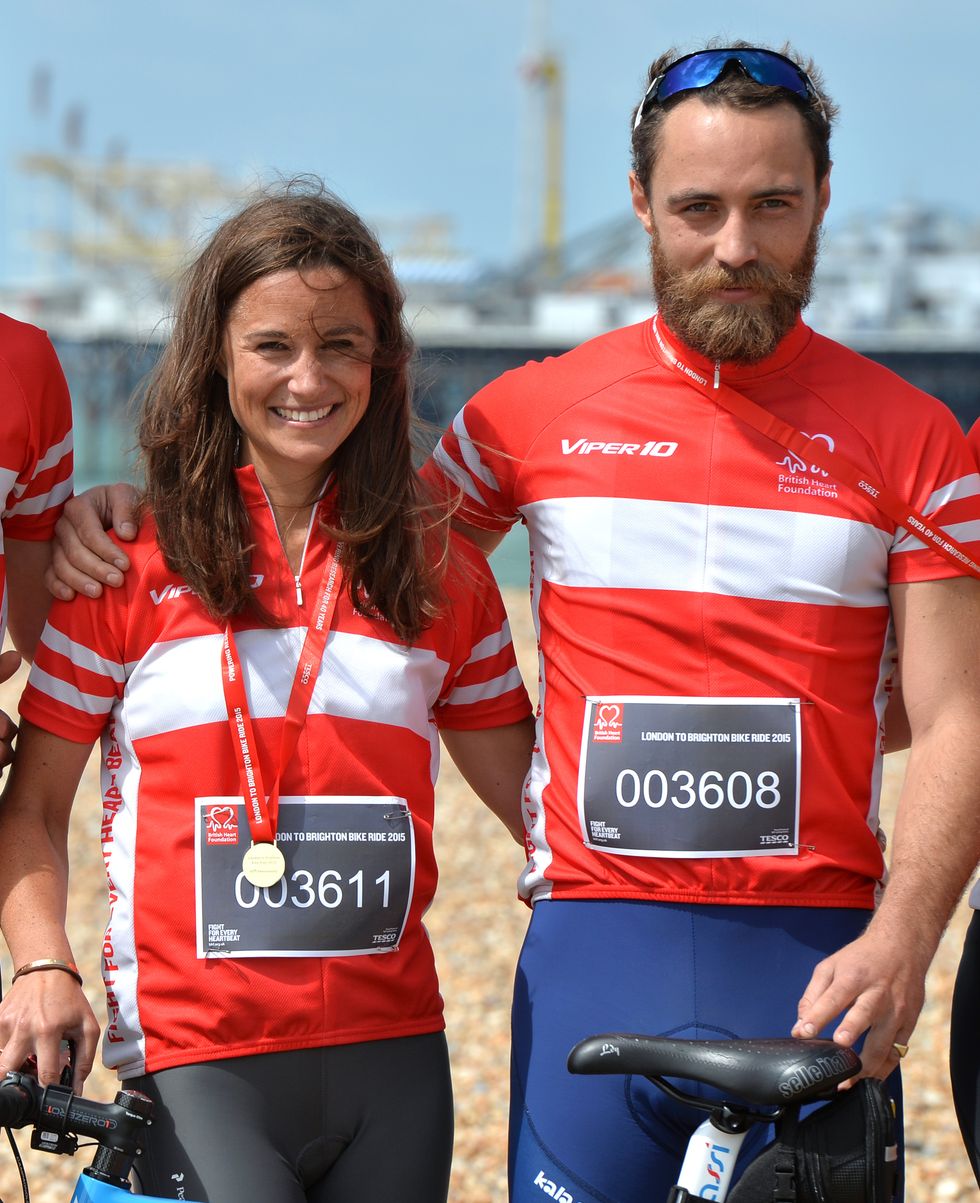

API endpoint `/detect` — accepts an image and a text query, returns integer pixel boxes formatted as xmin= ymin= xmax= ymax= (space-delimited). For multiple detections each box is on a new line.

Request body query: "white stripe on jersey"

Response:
xmin=431 ymin=440 xmax=486 ymax=508
xmin=892 ymin=517 xmax=980 ymax=557
xmin=452 ymin=411 xmax=501 ymax=493
xmin=6 ymin=475 xmax=73 ymax=519
xmin=518 ymin=556 xmax=554 ymax=902
xmin=445 ymin=665 xmax=526 ymax=707
xmin=99 ymin=719 xmax=146 ymax=1077
xmin=29 ymin=665 xmax=116 ymax=717
xmin=521 ymin=496 xmax=892 ymax=607
xmin=121 ymin=627 xmax=450 ymax=743
xmin=10 ymin=431 xmax=74 ymax=498
xmin=467 ymin=620 xmax=517 ymax=663
xmin=917 ymin=470 xmax=980 ymax=517
xmin=40 ymin=625 xmax=128 ymax=683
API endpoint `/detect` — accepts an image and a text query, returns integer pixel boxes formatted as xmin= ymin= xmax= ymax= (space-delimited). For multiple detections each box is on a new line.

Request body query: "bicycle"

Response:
xmin=0 ymin=1063 xmax=181 ymax=1203
xmin=568 ymin=1033 xmax=896 ymax=1202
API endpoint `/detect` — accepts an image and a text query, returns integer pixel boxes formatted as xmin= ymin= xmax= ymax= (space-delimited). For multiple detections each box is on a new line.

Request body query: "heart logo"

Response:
xmin=207 ymin=806 xmax=237 ymax=829
xmin=598 ymin=704 xmax=621 ymax=725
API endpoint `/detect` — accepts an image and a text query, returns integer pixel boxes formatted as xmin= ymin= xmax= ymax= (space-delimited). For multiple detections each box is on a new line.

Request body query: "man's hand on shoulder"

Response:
xmin=46 ymin=483 xmax=139 ymax=601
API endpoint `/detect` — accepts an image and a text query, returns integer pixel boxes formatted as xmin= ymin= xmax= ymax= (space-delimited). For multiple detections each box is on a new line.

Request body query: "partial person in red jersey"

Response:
xmin=0 ymin=315 xmax=73 ymax=771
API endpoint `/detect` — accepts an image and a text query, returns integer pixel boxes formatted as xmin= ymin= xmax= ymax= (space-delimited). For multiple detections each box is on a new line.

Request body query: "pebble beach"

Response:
xmin=0 ymin=587 xmax=976 ymax=1200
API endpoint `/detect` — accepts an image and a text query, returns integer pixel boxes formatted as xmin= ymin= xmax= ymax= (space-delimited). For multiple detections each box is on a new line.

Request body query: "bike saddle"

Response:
xmin=567 ymin=1035 xmax=860 ymax=1107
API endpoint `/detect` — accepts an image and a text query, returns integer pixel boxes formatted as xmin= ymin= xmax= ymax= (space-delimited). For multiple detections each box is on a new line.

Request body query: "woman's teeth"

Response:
xmin=272 ymin=405 xmax=335 ymax=422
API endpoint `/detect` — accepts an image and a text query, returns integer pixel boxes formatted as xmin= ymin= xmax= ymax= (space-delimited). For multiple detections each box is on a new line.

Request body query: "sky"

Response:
xmin=2 ymin=0 xmax=979 ymax=281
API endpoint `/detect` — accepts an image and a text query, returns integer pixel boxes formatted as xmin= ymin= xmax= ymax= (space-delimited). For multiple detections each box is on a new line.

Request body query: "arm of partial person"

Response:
xmin=0 ymin=537 xmax=56 ymax=772
xmin=792 ymin=575 xmax=980 ymax=1080
xmin=881 ymin=675 xmax=911 ymax=754
xmin=0 ymin=650 xmax=21 ymax=773
xmin=441 ymin=717 xmax=535 ymax=843
xmin=5 ymin=537 xmax=55 ymax=661
xmin=45 ymin=483 xmax=140 ymax=601
xmin=0 ymin=721 xmax=101 ymax=1089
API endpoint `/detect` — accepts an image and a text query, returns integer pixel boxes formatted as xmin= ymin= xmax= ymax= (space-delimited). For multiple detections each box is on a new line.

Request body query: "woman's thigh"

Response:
xmin=126 ymin=1033 xmax=453 ymax=1203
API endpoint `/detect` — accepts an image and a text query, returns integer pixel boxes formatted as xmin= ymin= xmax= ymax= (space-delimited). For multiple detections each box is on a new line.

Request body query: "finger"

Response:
xmin=854 ymin=1025 xmax=908 ymax=1081
xmin=105 ymin=483 xmax=139 ymax=544
xmin=70 ymin=1018 xmax=101 ymax=1093
xmin=0 ymin=650 xmax=22 ymax=686
xmin=792 ymin=960 xmax=838 ymax=1037
xmin=50 ymin=523 xmax=124 ymax=598
xmin=44 ymin=560 xmax=76 ymax=602
xmin=33 ymin=1027 xmax=66 ymax=1087
xmin=0 ymin=1034 xmax=33 ymax=1079
xmin=0 ymin=731 xmax=16 ymax=769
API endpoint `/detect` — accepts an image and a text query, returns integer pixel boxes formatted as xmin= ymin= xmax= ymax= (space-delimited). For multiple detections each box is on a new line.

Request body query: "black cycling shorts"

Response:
xmin=124 ymin=1032 xmax=453 ymax=1202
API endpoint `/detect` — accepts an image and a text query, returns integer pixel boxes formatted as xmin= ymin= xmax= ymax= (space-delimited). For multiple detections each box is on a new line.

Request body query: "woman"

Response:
xmin=0 ymin=185 xmax=533 ymax=1202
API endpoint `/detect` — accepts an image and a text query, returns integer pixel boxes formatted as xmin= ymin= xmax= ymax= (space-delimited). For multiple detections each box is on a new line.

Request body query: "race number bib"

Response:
xmin=578 ymin=697 xmax=800 ymax=858
xmin=195 ymin=796 xmax=415 ymax=957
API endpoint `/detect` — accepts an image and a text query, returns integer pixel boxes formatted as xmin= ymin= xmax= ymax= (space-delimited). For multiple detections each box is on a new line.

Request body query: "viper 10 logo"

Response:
xmin=561 ymin=438 xmax=678 ymax=457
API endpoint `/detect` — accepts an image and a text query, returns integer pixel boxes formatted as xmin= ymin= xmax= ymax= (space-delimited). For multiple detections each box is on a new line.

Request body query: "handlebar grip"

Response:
xmin=0 ymin=1074 xmax=40 ymax=1129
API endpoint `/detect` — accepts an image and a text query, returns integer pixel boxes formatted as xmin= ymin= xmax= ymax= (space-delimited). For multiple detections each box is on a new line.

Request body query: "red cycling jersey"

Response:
xmin=0 ymin=315 xmax=73 ymax=643
xmin=424 ymin=316 xmax=980 ymax=910
xmin=20 ymin=466 xmax=531 ymax=1077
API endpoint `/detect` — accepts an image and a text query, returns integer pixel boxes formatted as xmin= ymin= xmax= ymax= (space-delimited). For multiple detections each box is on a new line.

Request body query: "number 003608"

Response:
xmin=614 ymin=769 xmax=782 ymax=810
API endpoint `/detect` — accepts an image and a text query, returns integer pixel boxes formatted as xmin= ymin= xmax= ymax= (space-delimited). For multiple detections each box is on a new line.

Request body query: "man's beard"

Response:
xmin=651 ymin=223 xmax=820 ymax=364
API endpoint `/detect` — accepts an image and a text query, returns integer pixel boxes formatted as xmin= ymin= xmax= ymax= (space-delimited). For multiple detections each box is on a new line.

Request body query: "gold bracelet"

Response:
xmin=11 ymin=958 xmax=83 ymax=987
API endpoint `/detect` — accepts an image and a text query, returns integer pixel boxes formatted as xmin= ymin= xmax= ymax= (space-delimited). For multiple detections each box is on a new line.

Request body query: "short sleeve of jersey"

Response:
xmin=968 ymin=419 xmax=980 ymax=470
xmin=888 ymin=402 xmax=980 ymax=585
xmin=20 ymin=543 xmax=132 ymax=744
xmin=1 ymin=319 xmax=73 ymax=540
xmin=422 ymin=362 xmax=548 ymax=533
xmin=432 ymin=534 xmax=531 ymax=731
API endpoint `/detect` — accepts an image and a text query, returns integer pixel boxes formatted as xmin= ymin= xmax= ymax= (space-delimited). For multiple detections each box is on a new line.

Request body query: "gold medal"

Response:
xmin=242 ymin=841 xmax=286 ymax=888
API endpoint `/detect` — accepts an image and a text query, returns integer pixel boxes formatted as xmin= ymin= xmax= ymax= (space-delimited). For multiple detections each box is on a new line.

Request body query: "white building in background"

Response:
xmin=1 ymin=203 xmax=978 ymax=352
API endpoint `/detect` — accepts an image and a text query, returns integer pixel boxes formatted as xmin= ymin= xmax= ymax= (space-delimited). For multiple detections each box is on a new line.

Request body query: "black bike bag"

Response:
xmin=728 ymin=1078 xmax=899 ymax=1202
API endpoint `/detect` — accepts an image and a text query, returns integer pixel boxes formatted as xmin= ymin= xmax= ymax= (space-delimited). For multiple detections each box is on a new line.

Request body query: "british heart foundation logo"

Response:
xmin=592 ymin=703 xmax=623 ymax=743
xmin=205 ymin=804 xmax=239 ymax=845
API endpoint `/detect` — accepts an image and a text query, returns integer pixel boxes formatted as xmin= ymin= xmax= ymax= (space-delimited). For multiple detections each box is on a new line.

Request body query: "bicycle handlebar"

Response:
xmin=0 ymin=1071 xmax=153 ymax=1190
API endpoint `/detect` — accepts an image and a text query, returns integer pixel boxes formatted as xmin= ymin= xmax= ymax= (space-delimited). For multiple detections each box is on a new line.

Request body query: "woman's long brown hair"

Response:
xmin=137 ymin=181 xmax=447 ymax=642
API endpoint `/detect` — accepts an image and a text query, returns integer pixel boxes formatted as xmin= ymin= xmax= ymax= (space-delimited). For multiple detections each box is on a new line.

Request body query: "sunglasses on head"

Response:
xmin=633 ymin=48 xmax=824 ymax=131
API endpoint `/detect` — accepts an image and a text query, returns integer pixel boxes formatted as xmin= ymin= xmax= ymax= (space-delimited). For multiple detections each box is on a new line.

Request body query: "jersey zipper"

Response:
xmin=255 ymin=480 xmax=326 ymax=611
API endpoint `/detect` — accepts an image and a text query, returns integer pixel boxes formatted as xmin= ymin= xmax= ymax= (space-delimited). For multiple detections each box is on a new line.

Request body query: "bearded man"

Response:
xmin=425 ymin=43 xmax=980 ymax=1201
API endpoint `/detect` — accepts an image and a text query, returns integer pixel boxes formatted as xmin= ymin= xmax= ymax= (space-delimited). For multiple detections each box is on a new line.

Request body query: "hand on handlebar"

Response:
xmin=0 ymin=970 xmax=101 ymax=1091
xmin=791 ymin=927 xmax=926 ymax=1082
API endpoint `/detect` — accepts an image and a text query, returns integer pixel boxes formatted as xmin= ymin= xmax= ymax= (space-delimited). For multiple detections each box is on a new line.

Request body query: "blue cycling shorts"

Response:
xmin=509 ymin=900 xmax=903 ymax=1203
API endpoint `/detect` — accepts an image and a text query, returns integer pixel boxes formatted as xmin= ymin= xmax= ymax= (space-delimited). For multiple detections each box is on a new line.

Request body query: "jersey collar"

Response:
xmin=233 ymin=463 xmax=335 ymax=511
xmin=650 ymin=313 xmax=812 ymax=386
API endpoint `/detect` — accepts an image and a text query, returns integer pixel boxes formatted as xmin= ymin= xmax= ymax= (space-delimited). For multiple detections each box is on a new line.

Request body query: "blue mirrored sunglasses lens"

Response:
xmin=658 ymin=50 xmax=807 ymax=102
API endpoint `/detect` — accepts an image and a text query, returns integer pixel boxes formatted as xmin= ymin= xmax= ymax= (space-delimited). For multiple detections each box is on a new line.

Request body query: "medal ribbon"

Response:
xmin=653 ymin=318 xmax=980 ymax=580
xmin=221 ymin=541 xmax=345 ymax=845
